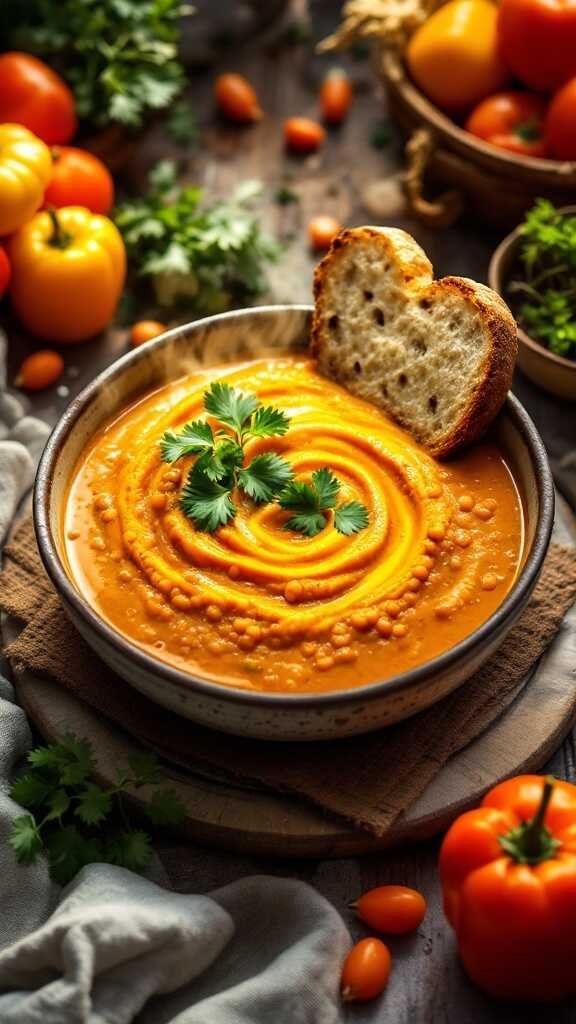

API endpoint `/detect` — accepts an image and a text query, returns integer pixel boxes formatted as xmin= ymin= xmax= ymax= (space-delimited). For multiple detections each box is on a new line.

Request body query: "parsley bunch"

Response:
xmin=9 ymin=734 xmax=185 ymax=885
xmin=508 ymin=199 xmax=576 ymax=358
xmin=4 ymin=0 xmax=189 ymax=130
xmin=115 ymin=162 xmax=279 ymax=313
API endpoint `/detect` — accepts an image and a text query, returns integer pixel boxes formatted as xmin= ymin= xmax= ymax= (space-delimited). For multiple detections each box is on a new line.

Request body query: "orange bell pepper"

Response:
xmin=7 ymin=206 xmax=125 ymax=343
xmin=440 ymin=775 xmax=576 ymax=1002
xmin=406 ymin=0 xmax=509 ymax=113
xmin=0 ymin=123 xmax=52 ymax=235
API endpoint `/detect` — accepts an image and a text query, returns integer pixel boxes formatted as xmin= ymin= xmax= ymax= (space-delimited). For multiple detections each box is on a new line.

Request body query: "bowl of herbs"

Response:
xmin=489 ymin=200 xmax=576 ymax=401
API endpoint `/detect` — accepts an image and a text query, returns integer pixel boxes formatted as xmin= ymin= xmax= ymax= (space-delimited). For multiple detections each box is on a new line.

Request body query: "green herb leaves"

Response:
xmin=9 ymin=734 xmax=186 ymax=885
xmin=160 ymin=381 xmax=369 ymax=538
xmin=279 ymin=468 xmax=369 ymax=537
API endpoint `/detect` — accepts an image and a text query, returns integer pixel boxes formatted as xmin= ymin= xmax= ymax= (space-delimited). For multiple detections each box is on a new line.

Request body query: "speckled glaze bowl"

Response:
xmin=34 ymin=306 xmax=554 ymax=741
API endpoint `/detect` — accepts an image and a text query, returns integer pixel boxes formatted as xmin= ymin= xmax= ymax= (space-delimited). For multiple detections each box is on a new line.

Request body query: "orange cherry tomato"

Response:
xmin=0 ymin=52 xmax=76 ymax=145
xmin=44 ymin=147 xmax=114 ymax=215
xmin=466 ymin=91 xmax=548 ymax=158
xmin=352 ymin=885 xmax=427 ymax=935
xmin=15 ymin=349 xmax=64 ymax=391
xmin=308 ymin=215 xmax=342 ymax=251
xmin=498 ymin=0 xmax=576 ymax=94
xmin=0 ymin=246 xmax=10 ymax=298
xmin=215 ymin=74 xmax=263 ymax=123
xmin=341 ymin=938 xmax=391 ymax=1002
xmin=130 ymin=320 xmax=168 ymax=347
xmin=546 ymin=77 xmax=576 ymax=160
xmin=284 ymin=117 xmax=326 ymax=154
xmin=320 ymin=69 xmax=353 ymax=125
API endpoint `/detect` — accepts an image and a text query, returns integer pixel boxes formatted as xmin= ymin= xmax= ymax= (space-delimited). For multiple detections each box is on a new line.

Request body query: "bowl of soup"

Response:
xmin=34 ymin=305 xmax=554 ymax=740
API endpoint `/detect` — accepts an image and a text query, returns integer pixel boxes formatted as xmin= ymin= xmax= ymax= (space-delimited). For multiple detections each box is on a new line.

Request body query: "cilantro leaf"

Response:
xmin=9 ymin=815 xmax=43 ymax=865
xmin=284 ymin=511 xmax=328 ymax=537
xmin=75 ymin=784 xmax=112 ymax=826
xmin=167 ymin=99 xmax=199 ymax=147
xmin=278 ymin=479 xmax=320 ymax=513
xmin=46 ymin=827 xmax=103 ymax=886
xmin=181 ymin=466 xmax=236 ymax=531
xmin=45 ymin=789 xmax=70 ymax=822
xmin=238 ymin=453 xmax=293 ymax=503
xmin=204 ymin=382 xmax=259 ymax=435
xmin=146 ymin=788 xmax=187 ymax=826
xmin=248 ymin=405 xmax=291 ymax=438
xmin=10 ymin=774 xmax=52 ymax=808
xmin=107 ymin=831 xmax=152 ymax=873
xmin=198 ymin=440 xmax=243 ymax=483
xmin=334 ymin=501 xmax=370 ymax=535
xmin=128 ymin=752 xmax=161 ymax=786
xmin=311 ymin=467 xmax=340 ymax=509
xmin=160 ymin=421 xmax=214 ymax=463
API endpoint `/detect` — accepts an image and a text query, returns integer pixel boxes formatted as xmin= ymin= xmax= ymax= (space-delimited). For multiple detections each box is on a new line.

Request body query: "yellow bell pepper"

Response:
xmin=7 ymin=206 xmax=126 ymax=343
xmin=0 ymin=123 xmax=52 ymax=235
xmin=406 ymin=0 xmax=509 ymax=113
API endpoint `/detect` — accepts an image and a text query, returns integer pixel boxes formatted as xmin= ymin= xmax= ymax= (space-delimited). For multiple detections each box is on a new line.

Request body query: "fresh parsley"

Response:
xmin=508 ymin=198 xmax=576 ymax=358
xmin=114 ymin=162 xmax=280 ymax=312
xmin=279 ymin=467 xmax=369 ymax=537
xmin=9 ymin=734 xmax=186 ymax=885
xmin=166 ymin=99 xmax=199 ymax=147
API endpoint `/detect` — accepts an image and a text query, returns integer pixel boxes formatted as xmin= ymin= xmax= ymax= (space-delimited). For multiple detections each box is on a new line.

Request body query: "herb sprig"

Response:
xmin=279 ymin=467 xmax=369 ymax=537
xmin=9 ymin=734 xmax=186 ymax=885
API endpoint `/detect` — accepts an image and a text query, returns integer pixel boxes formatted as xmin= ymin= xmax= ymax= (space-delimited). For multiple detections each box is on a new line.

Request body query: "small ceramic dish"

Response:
xmin=489 ymin=206 xmax=576 ymax=401
xmin=34 ymin=306 xmax=554 ymax=741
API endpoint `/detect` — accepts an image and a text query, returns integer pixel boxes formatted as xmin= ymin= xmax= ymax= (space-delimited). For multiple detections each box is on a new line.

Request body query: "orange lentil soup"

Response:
xmin=63 ymin=357 xmax=524 ymax=693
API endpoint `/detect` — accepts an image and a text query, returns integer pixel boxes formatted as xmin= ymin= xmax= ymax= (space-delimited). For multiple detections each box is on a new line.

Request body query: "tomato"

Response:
xmin=44 ymin=147 xmax=114 ymax=215
xmin=466 ymin=91 xmax=548 ymax=158
xmin=0 ymin=247 xmax=10 ymax=298
xmin=320 ymin=70 xmax=353 ymax=125
xmin=341 ymin=938 xmax=391 ymax=1002
xmin=215 ymin=74 xmax=262 ymax=123
xmin=352 ymin=885 xmax=427 ymax=934
xmin=0 ymin=52 xmax=76 ymax=145
xmin=284 ymin=117 xmax=326 ymax=154
xmin=308 ymin=216 xmax=341 ymax=251
xmin=498 ymin=0 xmax=576 ymax=93
xmin=546 ymin=78 xmax=576 ymax=159
xmin=15 ymin=350 xmax=64 ymax=391
xmin=130 ymin=320 xmax=168 ymax=347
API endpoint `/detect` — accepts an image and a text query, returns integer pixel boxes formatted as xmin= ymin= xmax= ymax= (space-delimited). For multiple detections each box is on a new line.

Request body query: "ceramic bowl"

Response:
xmin=489 ymin=207 xmax=576 ymax=401
xmin=34 ymin=306 xmax=554 ymax=741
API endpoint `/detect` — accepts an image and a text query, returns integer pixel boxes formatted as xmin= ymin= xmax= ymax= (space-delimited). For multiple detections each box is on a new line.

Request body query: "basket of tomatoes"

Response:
xmin=326 ymin=0 xmax=576 ymax=228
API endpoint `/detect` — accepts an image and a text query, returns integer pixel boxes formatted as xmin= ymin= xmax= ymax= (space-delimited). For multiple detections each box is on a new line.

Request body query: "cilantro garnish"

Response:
xmin=9 ymin=734 xmax=186 ymax=885
xmin=279 ymin=467 xmax=369 ymax=538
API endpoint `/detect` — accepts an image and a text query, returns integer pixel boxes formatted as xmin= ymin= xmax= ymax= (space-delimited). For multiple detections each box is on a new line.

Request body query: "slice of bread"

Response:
xmin=311 ymin=226 xmax=517 ymax=457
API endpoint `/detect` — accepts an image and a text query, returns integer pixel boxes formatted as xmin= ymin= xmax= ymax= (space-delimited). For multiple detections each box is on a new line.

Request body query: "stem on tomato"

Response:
xmin=47 ymin=207 xmax=73 ymax=250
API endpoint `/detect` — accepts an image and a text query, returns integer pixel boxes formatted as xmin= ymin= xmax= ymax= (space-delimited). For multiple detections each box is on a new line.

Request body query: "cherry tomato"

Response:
xmin=352 ymin=885 xmax=427 ymax=934
xmin=215 ymin=74 xmax=262 ymax=123
xmin=44 ymin=147 xmax=114 ymax=215
xmin=308 ymin=215 xmax=342 ymax=251
xmin=284 ymin=117 xmax=326 ymax=154
xmin=0 ymin=246 xmax=10 ymax=298
xmin=341 ymin=938 xmax=391 ymax=1002
xmin=15 ymin=350 xmax=64 ymax=391
xmin=546 ymin=78 xmax=576 ymax=160
xmin=498 ymin=0 xmax=576 ymax=93
xmin=466 ymin=91 xmax=548 ymax=158
xmin=320 ymin=69 xmax=353 ymax=125
xmin=0 ymin=52 xmax=76 ymax=145
xmin=130 ymin=320 xmax=168 ymax=347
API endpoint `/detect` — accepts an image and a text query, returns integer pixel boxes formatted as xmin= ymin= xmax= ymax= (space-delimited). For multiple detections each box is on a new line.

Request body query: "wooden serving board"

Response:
xmin=7 ymin=496 xmax=576 ymax=859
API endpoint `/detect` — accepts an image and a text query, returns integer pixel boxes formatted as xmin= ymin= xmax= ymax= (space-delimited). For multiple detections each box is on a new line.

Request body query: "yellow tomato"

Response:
xmin=406 ymin=0 xmax=509 ymax=112
xmin=0 ymin=123 xmax=52 ymax=235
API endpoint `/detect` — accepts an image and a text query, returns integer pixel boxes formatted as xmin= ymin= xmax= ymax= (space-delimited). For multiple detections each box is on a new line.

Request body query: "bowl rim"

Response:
xmin=34 ymin=304 xmax=555 ymax=710
xmin=488 ymin=207 xmax=576 ymax=375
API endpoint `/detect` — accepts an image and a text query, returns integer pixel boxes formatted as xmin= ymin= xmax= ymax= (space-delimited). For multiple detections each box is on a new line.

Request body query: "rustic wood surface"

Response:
xmin=3 ymin=1 xmax=576 ymax=1019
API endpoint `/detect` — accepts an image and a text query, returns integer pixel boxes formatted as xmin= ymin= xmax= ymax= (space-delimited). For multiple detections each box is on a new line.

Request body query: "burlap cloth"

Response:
xmin=2 ymin=518 xmax=576 ymax=837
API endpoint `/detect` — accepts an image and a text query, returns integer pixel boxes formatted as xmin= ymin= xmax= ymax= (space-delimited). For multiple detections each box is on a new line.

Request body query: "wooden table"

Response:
xmin=4 ymin=2 xmax=576 ymax=1019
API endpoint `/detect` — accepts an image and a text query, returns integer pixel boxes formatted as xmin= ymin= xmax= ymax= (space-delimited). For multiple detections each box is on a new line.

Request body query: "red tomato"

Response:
xmin=498 ymin=0 xmax=576 ymax=93
xmin=466 ymin=91 xmax=548 ymax=158
xmin=308 ymin=215 xmax=342 ymax=251
xmin=284 ymin=117 xmax=326 ymax=154
xmin=44 ymin=147 xmax=114 ymax=215
xmin=130 ymin=320 xmax=168 ymax=347
xmin=0 ymin=247 xmax=10 ymax=298
xmin=352 ymin=885 xmax=427 ymax=934
xmin=341 ymin=938 xmax=391 ymax=1002
xmin=0 ymin=52 xmax=76 ymax=145
xmin=320 ymin=70 xmax=353 ymax=125
xmin=215 ymin=74 xmax=262 ymax=123
xmin=546 ymin=77 xmax=576 ymax=159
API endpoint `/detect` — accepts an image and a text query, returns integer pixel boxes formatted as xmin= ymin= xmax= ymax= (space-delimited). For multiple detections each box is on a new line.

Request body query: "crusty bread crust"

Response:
xmin=311 ymin=226 xmax=517 ymax=458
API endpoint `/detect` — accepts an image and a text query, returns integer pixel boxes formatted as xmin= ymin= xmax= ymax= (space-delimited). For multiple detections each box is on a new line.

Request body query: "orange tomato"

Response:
xmin=0 ymin=52 xmax=76 ymax=145
xmin=308 ymin=215 xmax=341 ymax=251
xmin=15 ymin=349 xmax=64 ymax=391
xmin=130 ymin=320 xmax=168 ymax=347
xmin=320 ymin=70 xmax=353 ymax=125
xmin=284 ymin=117 xmax=326 ymax=154
xmin=0 ymin=246 xmax=10 ymax=298
xmin=546 ymin=78 xmax=576 ymax=159
xmin=341 ymin=938 xmax=391 ymax=1002
xmin=466 ymin=91 xmax=548 ymax=157
xmin=352 ymin=885 xmax=427 ymax=934
xmin=215 ymin=74 xmax=262 ymax=123
xmin=498 ymin=0 xmax=576 ymax=93
xmin=44 ymin=147 xmax=114 ymax=215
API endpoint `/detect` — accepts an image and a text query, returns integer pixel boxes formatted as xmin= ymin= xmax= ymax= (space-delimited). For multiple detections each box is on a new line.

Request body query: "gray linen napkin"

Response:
xmin=0 ymin=362 xmax=351 ymax=1023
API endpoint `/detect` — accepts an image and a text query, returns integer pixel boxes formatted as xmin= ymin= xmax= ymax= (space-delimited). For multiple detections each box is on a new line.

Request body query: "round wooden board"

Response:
xmin=7 ymin=496 xmax=576 ymax=859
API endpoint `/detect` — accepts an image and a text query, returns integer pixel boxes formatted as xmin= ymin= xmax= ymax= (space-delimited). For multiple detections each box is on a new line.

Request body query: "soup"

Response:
xmin=63 ymin=357 xmax=524 ymax=693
